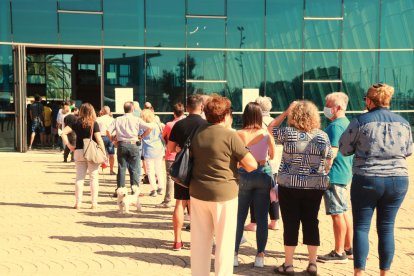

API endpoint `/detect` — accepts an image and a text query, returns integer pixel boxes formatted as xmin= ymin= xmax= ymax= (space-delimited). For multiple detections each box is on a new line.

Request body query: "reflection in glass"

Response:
xmin=187 ymin=51 xmax=225 ymax=81
xmin=187 ymin=82 xmax=226 ymax=96
xmin=0 ymin=1 xmax=11 ymax=42
xmin=103 ymin=0 xmax=144 ymax=46
xmin=227 ymin=0 xmax=264 ymax=48
xmin=187 ymin=18 xmax=225 ymax=48
xmin=306 ymin=0 xmax=342 ymax=17
xmin=342 ymin=52 xmax=378 ymax=111
xmin=0 ymin=114 xmax=15 ymax=150
xmin=59 ymin=13 xmax=102 ymax=45
xmin=380 ymin=52 xmax=414 ymax=111
xmin=381 ymin=0 xmax=414 ymax=49
xmin=146 ymin=51 xmax=185 ymax=112
xmin=304 ymin=82 xmax=341 ymax=110
xmin=59 ymin=0 xmax=102 ymax=11
xmin=0 ymin=46 xmax=14 ymax=110
xmin=104 ymin=50 xmax=144 ymax=112
xmin=187 ymin=0 xmax=224 ymax=16
xmin=146 ymin=0 xmax=185 ymax=47
xmin=266 ymin=52 xmax=302 ymax=111
xmin=304 ymin=20 xmax=341 ymax=49
xmin=304 ymin=52 xmax=340 ymax=80
xmin=12 ymin=0 xmax=58 ymax=43
xmin=343 ymin=0 xmax=380 ymax=49
xmin=266 ymin=0 xmax=302 ymax=49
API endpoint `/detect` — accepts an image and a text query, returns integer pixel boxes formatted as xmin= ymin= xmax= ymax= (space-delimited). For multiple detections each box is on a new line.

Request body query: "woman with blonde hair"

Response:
xmin=61 ymin=103 xmax=106 ymax=209
xmin=339 ymin=83 xmax=412 ymax=276
xmin=140 ymin=108 xmax=166 ymax=197
xmin=268 ymin=100 xmax=332 ymax=275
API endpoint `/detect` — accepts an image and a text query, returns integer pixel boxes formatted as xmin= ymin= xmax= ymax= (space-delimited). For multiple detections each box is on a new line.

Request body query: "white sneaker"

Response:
xmin=254 ymin=256 xmax=264 ymax=268
xmin=233 ymin=255 xmax=239 ymax=267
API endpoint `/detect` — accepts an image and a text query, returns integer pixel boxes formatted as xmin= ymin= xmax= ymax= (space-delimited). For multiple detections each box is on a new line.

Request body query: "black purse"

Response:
xmin=169 ymin=126 xmax=200 ymax=188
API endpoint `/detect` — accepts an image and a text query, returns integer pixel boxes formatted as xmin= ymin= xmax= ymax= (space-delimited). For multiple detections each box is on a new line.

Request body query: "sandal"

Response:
xmin=306 ymin=263 xmax=317 ymax=276
xmin=273 ymin=263 xmax=294 ymax=275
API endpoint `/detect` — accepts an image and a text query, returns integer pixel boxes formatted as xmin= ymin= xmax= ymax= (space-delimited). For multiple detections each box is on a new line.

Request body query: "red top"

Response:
xmin=162 ymin=116 xmax=185 ymax=161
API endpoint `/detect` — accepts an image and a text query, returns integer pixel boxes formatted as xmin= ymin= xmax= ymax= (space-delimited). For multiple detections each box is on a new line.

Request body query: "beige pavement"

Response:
xmin=0 ymin=150 xmax=413 ymax=276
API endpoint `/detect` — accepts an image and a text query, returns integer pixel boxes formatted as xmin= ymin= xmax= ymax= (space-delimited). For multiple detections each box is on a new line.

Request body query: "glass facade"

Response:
xmin=0 ymin=0 xmax=413 ymax=150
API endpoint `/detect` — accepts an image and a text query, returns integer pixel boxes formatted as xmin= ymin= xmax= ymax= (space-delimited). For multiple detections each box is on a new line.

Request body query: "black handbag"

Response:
xmin=169 ymin=126 xmax=200 ymax=188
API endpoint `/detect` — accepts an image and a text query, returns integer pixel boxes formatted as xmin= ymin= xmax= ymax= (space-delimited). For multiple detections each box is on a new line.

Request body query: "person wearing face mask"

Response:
xmin=317 ymin=92 xmax=354 ymax=264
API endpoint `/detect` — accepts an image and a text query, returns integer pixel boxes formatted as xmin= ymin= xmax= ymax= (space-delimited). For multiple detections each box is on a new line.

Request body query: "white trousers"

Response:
xmin=74 ymin=150 xmax=100 ymax=206
xmin=190 ymin=196 xmax=238 ymax=276
xmin=144 ymin=157 xmax=166 ymax=191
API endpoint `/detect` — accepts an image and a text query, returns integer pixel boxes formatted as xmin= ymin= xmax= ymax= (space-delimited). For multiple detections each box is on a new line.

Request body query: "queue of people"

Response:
xmin=51 ymin=82 xmax=411 ymax=276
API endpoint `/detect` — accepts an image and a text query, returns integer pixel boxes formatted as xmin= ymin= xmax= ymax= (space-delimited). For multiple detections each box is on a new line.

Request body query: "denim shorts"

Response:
xmin=31 ymin=118 xmax=45 ymax=133
xmin=323 ymin=183 xmax=349 ymax=215
xmin=102 ymin=136 xmax=115 ymax=155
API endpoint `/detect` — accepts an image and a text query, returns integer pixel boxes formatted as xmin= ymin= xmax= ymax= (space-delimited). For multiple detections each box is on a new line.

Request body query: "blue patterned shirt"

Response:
xmin=272 ymin=127 xmax=332 ymax=190
xmin=339 ymin=107 xmax=412 ymax=177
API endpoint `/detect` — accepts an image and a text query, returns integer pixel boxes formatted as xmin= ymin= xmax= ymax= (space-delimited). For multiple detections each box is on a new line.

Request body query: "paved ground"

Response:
xmin=0 ymin=150 xmax=413 ymax=276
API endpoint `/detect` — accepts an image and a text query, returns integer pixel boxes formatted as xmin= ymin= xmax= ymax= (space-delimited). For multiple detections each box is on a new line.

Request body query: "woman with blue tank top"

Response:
xmin=234 ymin=102 xmax=276 ymax=268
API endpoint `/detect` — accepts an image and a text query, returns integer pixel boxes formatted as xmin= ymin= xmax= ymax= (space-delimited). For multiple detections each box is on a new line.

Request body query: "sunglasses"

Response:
xmin=372 ymin=83 xmax=384 ymax=88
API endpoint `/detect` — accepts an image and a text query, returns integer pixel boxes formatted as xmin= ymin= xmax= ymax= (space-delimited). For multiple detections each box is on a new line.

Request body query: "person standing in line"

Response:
xmin=234 ymin=102 xmax=276 ymax=268
xmin=28 ymin=95 xmax=45 ymax=149
xmin=97 ymin=106 xmax=116 ymax=175
xmin=61 ymin=103 xmax=106 ymax=210
xmin=140 ymin=109 xmax=166 ymax=197
xmin=268 ymin=101 xmax=332 ymax=276
xmin=317 ymin=92 xmax=354 ymax=264
xmin=167 ymin=94 xmax=207 ymax=251
xmin=42 ymin=101 xmax=53 ymax=147
xmin=107 ymin=101 xmax=152 ymax=193
xmin=56 ymin=101 xmax=71 ymax=154
xmin=190 ymin=95 xmax=257 ymax=276
xmin=158 ymin=103 xmax=186 ymax=208
xmin=339 ymin=83 xmax=412 ymax=276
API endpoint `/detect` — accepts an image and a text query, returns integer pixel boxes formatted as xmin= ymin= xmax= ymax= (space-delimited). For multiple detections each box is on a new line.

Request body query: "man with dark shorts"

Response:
xmin=168 ymin=94 xmax=207 ymax=251
xmin=28 ymin=95 xmax=45 ymax=149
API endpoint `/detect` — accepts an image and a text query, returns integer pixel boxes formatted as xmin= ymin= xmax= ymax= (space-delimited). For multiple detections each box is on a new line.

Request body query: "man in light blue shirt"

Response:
xmin=318 ymin=92 xmax=353 ymax=264
xmin=107 ymin=101 xmax=152 ymax=191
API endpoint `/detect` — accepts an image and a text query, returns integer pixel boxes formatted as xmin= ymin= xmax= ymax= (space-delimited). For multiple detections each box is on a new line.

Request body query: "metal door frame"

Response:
xmin=13 ymin=44 xmax=27 ymax=152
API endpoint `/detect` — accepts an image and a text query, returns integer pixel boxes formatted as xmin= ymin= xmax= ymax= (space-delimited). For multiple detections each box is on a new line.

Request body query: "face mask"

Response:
xmin=323 ymin=107 xmax=334 ymax=119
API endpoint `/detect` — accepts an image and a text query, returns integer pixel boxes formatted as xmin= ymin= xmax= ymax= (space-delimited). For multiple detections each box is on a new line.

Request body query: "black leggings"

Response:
xmin=278 ymin=186 xmax=324 ymax=246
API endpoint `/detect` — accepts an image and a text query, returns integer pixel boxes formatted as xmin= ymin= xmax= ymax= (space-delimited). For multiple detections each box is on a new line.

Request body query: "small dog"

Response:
xmin=116 ymin=186 xmax=142 ymax=214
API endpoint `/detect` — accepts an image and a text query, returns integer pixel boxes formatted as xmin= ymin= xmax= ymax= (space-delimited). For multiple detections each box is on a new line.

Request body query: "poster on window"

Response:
xmin=242 ymin=88 xmax=259 ymax=110
xmin=115 ymin=88 xmax=133 ymax=114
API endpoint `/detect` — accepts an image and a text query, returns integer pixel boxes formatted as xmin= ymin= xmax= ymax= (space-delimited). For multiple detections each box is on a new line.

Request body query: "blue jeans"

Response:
xmin=351 ymin=174 xmax=408 ymax=270
xmin=116 ymin=143 xmax=141 ymax=188
xmin=235 ymin=166 xmax=272 ymax=254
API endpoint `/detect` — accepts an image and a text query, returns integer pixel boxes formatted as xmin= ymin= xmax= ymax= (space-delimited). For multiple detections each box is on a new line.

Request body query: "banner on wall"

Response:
xmin=115 ymin=88 xmax=133 ymax=114
xmin=242 ymin=88 xmax=259 ymax=110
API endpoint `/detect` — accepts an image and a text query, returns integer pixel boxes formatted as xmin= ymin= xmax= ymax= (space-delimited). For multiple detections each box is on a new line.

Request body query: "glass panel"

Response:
xmin=304 ymin=52 xmax=340 ymax=80
xmin=146 ymin=51 xmax=185 ymax=112
xmin=266 ymin=52 xmax=302 ymax=111
xmin=187 ymin=82 xmax=226 ymax=95
xmin=380 ymin=0 xmax=414 ymax=49
xmin=104 ymin=0 xmax=144 ymax=46
xmin=59 ymin=0 xmax=102 ymax=11
xmin=304 ymin=82 xmax=341 ymax=110
xmin=12 ymin=0 xmax=58 ymax=43
xmin=343 ymin=0 xmax=380 ymax=49
xmin=0 ymin=1 xmax=11 ymax=42
xmin=342 ymin=52 xmax=378 ymax=111
xmin=104 ymin=49 xmax=145 ymax=113
xmin=227 ymin=0 xmax=264 ymax=48
xmin=0 ymin=46 xmax=14 ymax=112
xmin=306 ymin=0 xmax=342 ymax=17
xmin=187 ymin=0 xmax=225 ymax=16
xmin=187 ymin=51 xmax=225 ymax=80
xmin=0 ymin=114 xmax=15 ymax=150
xmin=59 ymin=13 xmax=102 ymax=45
xmin=146 ymin=0 xmax=185 ymax=47
xmin=304 ymin=20 xmax=341 ymax=49
xmin=266 ymin=0 xmax=303 ymax=49
xmin=227 ymin=51 xmax=264 ymax=111
xmin=380 ymin=51 xmax=414 ymax=111
xmin=187 ymin=18 xmax=225 ymax=48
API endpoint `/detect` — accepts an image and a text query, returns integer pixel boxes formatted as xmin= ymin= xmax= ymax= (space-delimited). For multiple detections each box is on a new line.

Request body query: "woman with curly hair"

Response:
xmin=61 ymin=103 xmax=106 ymax=210
xmin=268 ymin=101 xmax=332 ymax=275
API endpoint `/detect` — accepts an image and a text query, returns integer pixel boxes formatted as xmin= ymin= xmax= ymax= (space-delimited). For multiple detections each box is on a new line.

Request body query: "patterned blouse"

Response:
xmin=272 ymin=127 xmax=332 ymax=190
